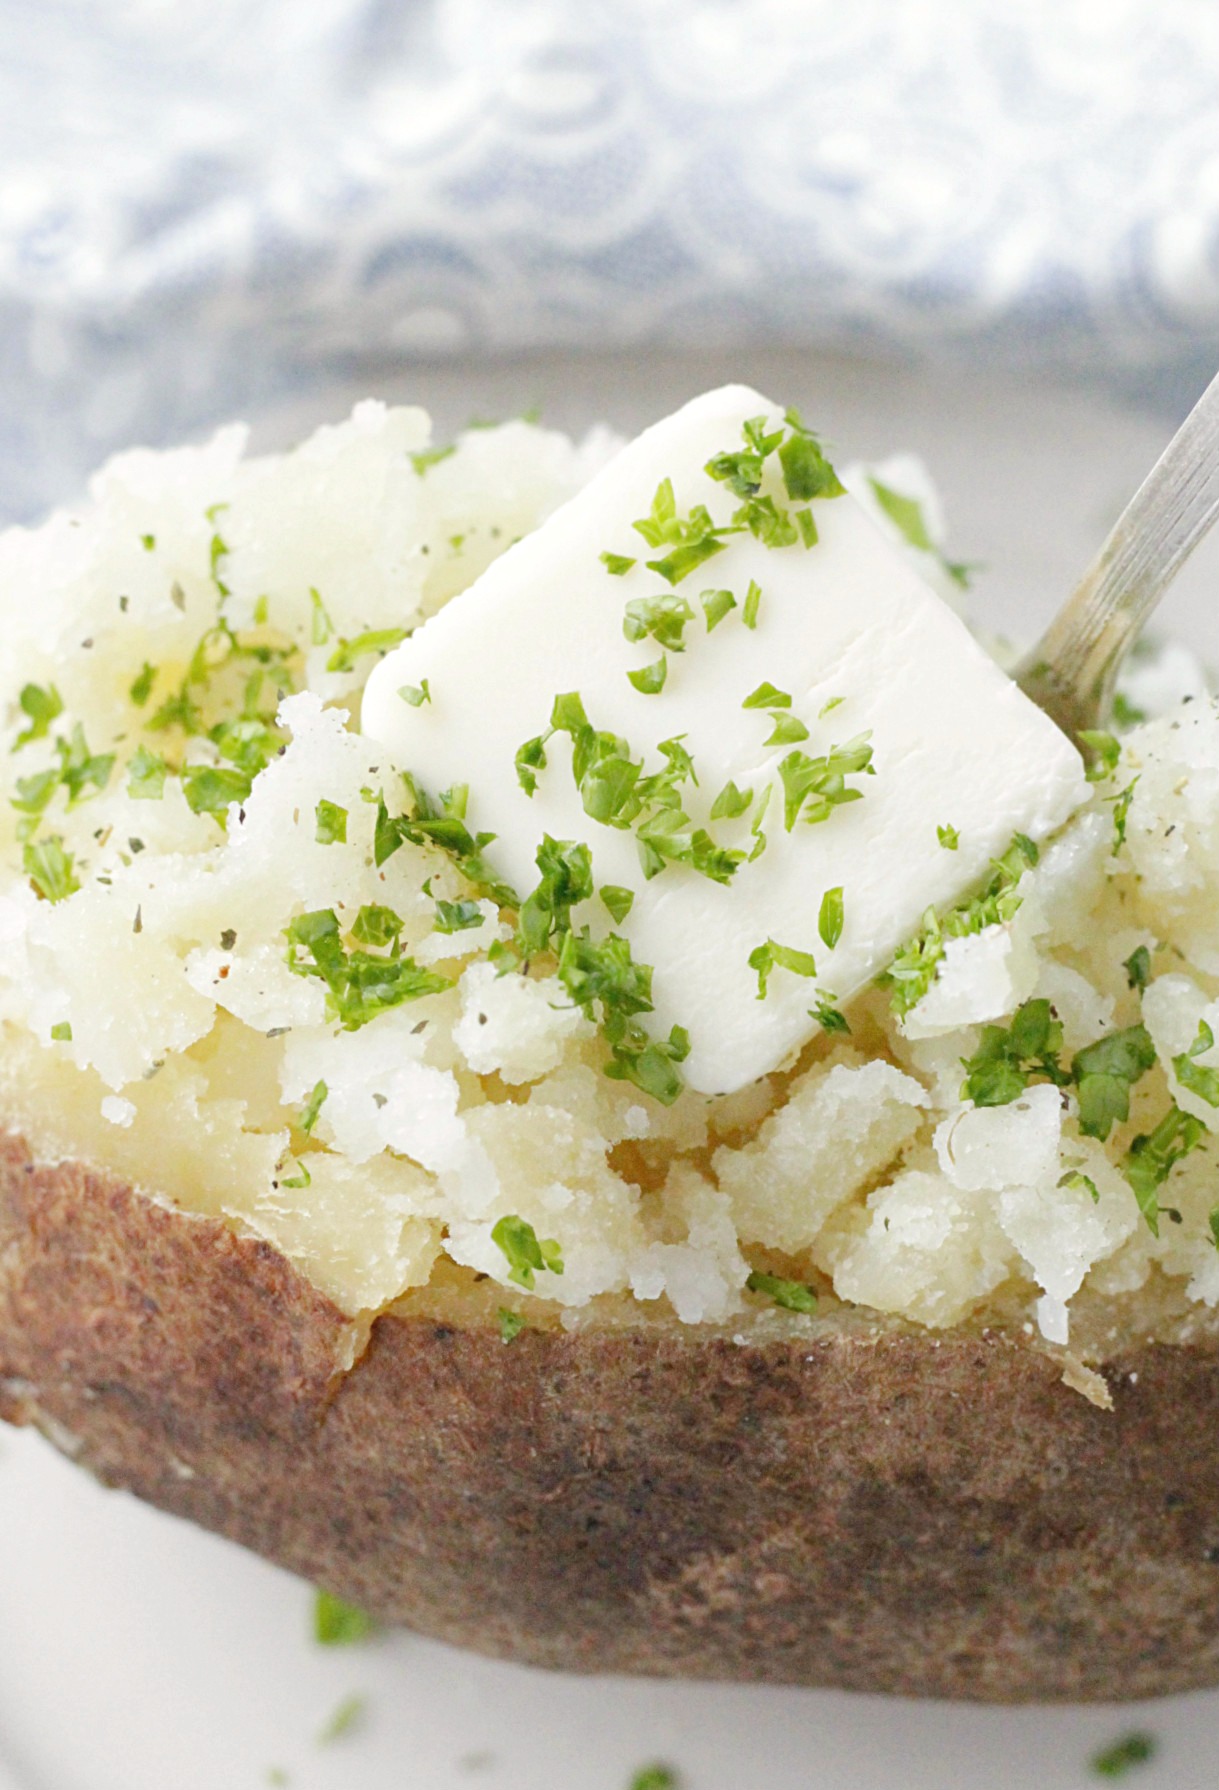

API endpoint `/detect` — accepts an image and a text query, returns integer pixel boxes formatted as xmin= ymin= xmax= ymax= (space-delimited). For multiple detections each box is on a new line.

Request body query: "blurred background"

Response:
xmin=6 ymin=0 xmax=1219 ymax=519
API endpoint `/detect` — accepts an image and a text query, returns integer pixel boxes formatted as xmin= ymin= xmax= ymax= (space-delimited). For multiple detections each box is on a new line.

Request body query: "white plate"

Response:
xmin=3 ymin=348 xmax=1218 ymax=1789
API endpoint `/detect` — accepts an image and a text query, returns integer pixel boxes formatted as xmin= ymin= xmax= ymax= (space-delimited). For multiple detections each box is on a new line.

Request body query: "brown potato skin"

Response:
xmin=3 ymin=1130 xmax=1219 ymax=1701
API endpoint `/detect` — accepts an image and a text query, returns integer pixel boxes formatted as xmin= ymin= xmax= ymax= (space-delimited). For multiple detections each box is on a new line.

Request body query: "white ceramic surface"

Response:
xmin=3 ymin=348 xmax=1218 ymax=1789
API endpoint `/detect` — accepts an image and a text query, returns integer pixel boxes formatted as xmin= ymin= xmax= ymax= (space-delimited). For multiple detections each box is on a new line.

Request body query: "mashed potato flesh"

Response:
xmin=0 ymin=400 xmax=1217 ymax=1346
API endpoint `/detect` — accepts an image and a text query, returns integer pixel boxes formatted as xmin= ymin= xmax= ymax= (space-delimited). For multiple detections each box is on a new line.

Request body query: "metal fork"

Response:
xmin=1016 ymin=366 xmax=1219 ymax=743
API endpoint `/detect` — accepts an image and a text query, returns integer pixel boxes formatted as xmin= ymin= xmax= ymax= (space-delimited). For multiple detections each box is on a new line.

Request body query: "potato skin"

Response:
xmin=2 ymin=1131 xmax=1219 ymax=1701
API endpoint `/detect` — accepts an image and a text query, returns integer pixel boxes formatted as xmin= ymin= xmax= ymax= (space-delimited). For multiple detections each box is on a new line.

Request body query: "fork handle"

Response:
xmin=1016 ymin=365 xmax=1219 ymax=742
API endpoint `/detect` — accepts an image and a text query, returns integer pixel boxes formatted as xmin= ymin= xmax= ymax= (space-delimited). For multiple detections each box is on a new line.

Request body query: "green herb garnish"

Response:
xmin=623 ymin=592 xmax=695 ymax=652
xmin=600 ymin=551 xmax=636 ymax=576
xmin=398 ymin=680 xmax=430 ymax=707
xmin=314 ymin=799 xmax=348 ymax=845
xmin=700 ymin=587 xmax=735 ymax=630
xmin=628 ymin=657 xmax=668 ymax=695
xmin=24 ymin=835 xmax=79 ymax=903
xmin=491 ymin=1214 xmax=563 ymax=1291
xmin=1124 ymin=1104 xmax=1206 ymax=1235
xmin=778 ymin=734 xmax=874 ymax=829
xmin=749 ymin=938 xmax=817 ymax=1000
xmin=1079 ymin=729 xmax=1122 ymax=782
xmin=285 ymin=908 xmax=450 ymax=1031
xmin=434 ymin=898 xmax=484 ymax=934
xmin=1073 ymin=1024 xmax=1157 ymax=1140
xmin=127 ymin=744 xmax=168 ymax=800
xmin=882 ymin=834 xmax=1039 ymax=1017
xmin=600 ymin=884 xmax=635 ymax=924
xmin=314 ymin=1590 xmax=374 ymax=1646
xmin=410 ymin=443 xmax=456 ymax=476
xmin=50 ymin=1022 xmax=72 ymax=1042
xmin=1124 ymin=944 xmax=1152 ymax=991
xmin=300 ymin=1080 xmax=328 ymax=1135
xmin=709 ymin=780 xmax=753 ymax=821
xmin=325 ymin=627 xmax=408 ymax=675
xmin=1090 ymin=1731 xmax=1157 ymax=1778
xmin=498 ymin=1308 xmax=525 ymax=1343
xmin=746 ymin=1270 xmax=817 ymax=1313
xmin=129 ymin=662 xmax=156 ymax=707
xmin=937 ymin=823 xmax=959 ymax=850
xmin=818 ymin=886 xmax=844 ymax=950
xmin=1172 ymin=1019 xmax=1219 ymax=1106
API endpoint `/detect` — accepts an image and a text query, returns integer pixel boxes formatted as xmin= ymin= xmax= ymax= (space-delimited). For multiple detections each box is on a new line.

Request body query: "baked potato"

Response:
xmin=4 ymin=1131 xmax=1219 ymax=1702
xmin=4 ymin=392 xmax=1219 ymax=1704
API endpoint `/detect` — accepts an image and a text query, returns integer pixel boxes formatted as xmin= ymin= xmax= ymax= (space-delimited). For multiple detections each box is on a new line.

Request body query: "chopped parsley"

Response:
xmin=285 ymin=908 xmax=450 ymax=1031
xmin=709 ymin=780 xmax=753 ymax=821
xmin=351 ymin=904 xmax=403 ymax=947
xmin=24 ymin=835 xmax=79 ymax=903
xmin=742 ymin=682 xmax=791 ymax=710
xmin=599 ymin=884 xmax=635 ymax=924
xmin=700 ymin=587 xmax=735 ymax=630
xmin=1123 ymin=1103 xmax=1206 ymax=1234
xmin=764 ymin=712 xmax=809 ymax=746
xmin=558 ymin=926 xmax=691 ymax=1102
xmin=623 ymin=592 xmax=695 ymax=652
xmin=314 ymin=799 xmax=348 ymax=845
xmin=433 ymin=897 xmax=484 ymax=934
xmin=309 ymin=586 xmax=333 ymax=645
xmin=960 ymin=999 xmax=1068 ymax=1108
xmin=141 ymin=532 xmax=156 ymax=551
xmin=299 ymin=1080 xmax=328 ymax=1135
xmin=632 ymin=479 xmax=729 ymax=585
xmin=129 ymin=662 xmax=156 ymax=707
xmin=50 ymin=1021 xmax=72 ymax=1042
xmin=326 ymin=627 xmax=409 ymax=675
xmin=380 ymin=777 xmax=518 ymax=907
xmin=491 ymin=1214 xmax=563 ymax=1290
xmin=1111 ymin=692 xmax=1146 ymax=728
xmin=818 ymin=886 xmax=844 ymax=950
xmin=1124 ymin=944 xmax=1152 ymax=991
xmin=317 ymin=1694 xmax=366 ymax=1746
xmin=867 ymin=476 xmax=974 ymax=587
xmin=749 ymin=937 xmax=817 ymax=1000
xmin=410 ymin=443 xmax=456 ymax=475
xmin=742 ymin=578 xmax=762 ymax=628
xmin=1172 ymin=1019 xmax=1219 ymax=1106
xmin=55 ymin=723 xmax=115 ymax=807
xmin=497 ymin=1308 xmax=525 ymax=1343
xmin=13 ymin=682 xmax=62 ymax=751
xmin=1111 ymin=778 xmax=1138 ymax=852
xmin=1090 ymin=1731 xmax=1157 ymax=1779
xmin=810 ymin=995 xmax=850 ymax=1034
xmin=627 ymin=657 xmax=668 ymax=695
xmin=1079 ymin=729 xmax=1122 ymax=782
xmin=600 ymin=551 xmax=636 ymax=576
xmin=778 ymin=733 xmax=874 ymax=829
xmin=1059 ymin=1169 xmax=1100 ymax=1203
xmin=882 ymin=834 xmax=1039 ymax=1017
xmin=937 ymin=823 xmax=959 ymax=850
xmin=1073 ymin=1024 xmax=1157 ymax=1139
xmin=181 ymin=763 xmax=252 ymax=819
xmin=398 ymin=680 xmax=430 ymax=707
xmin=746 ymin=1270 xmax=817 ymax=1313
xmin=629 ymin=1768 xmax=679 ymax=1790
xmin=127 ymin=744 xmax=168 ymax=800
xmin=313 ymin=1590 xmax=374 ymax=1646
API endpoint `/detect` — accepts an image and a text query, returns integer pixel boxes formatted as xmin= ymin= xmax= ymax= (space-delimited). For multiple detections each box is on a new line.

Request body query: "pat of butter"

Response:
xmin=363 ymin=385 xmax=1087 ymax=1095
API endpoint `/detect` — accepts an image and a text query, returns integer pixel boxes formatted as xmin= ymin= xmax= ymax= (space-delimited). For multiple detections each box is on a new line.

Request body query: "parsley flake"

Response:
xmin=314 ymin=1590 xmax=374 ymax=1646
xmin=709 ymin=780 xmax=753 ymax=821
xmin=811 ymin=995 xmax=850 ymax=1034
xmin=325 ymin=628 xmax=408 ymax=675
xmin=1172 ymin=1018 xmax=1219 ymax=1106
xmin=1090 ymin=1731 xmax=1157 ymax=1779
xmin=742 ymin=682 xmax=791 ymax=710
xmin=14 ymin=683 xmax=62 ymax=750
xmin=1111 ymin=778 xmax=1138 ymax=853
xmin=1059 ymin=1169 xmax=1100 ymax=1203
xmin=600 ymin=551 xmax=636 ymax=576
xmin=309 ymin=587 xmax=333 ymax=645
xmin=700 ymin=587 xmax=735 ymax=630
xmin=300 ymin=1080 xmax=328 ymax=1135
xmin=749 ymin=938 xmax=817 ymax=1000
xmin=398 ymin=680 xmax=430 ymax=707
xmin=314 ymin=799 xmax=348 ymax=845
xmin=24 ymin=836 xmax=78 ymax=903
xmin=628 ymin=657 xmax=668 ymax=695
xmin=50 ymin=1021 xmax=72 ymax=1042
xmin=882 ymin=835 xmax=1039 ymax=1016
xmin=960 ymin=999 xmax=1068 ymax=1108
xmin=497 ymin=1308 xmax=525 ymax=1343
xmin=1073 ymin=1024 xmax=1156 ymax=1139
xmin=778 ymin=734 xmax=874 ymax=829
xmin=491 ymin=1214 xmax=563 ymax=1290
xmin=434 ymin=898 xmax=484 ymax=934
xmin=600 ymin=884 xmax=635 ymax=924
xmin=818 ymin=886 xmax=844 ymax=949
xmin=746 ymin=1270 xmax=817 ymax=1314
xmin=286 ymin=908 xmax=450 ymax=1030
xmin=1079 ymin=729 xmax=1122 ymax=783
xmin=1124 ymin=944 xmax=1152 ymax=991
xmin=410 ymin=443 xmax=456 ymax=476
xmin=623 ymin=593 xmax=695 ymax=652
xmin=317 ymin=1695 xmax=366 ymax=1746
xmin=1123 ymin=1103 xmax=1206 ymax=1234
xmin=127 ymin=744 xmax=168 ymax=801
xmin=937 ymin=823 xmax=959 ymax=850
xmin=129 ymin=662 xmax=156 ymax=707
xmin=742 ymin=579 xmax=762 ymax=628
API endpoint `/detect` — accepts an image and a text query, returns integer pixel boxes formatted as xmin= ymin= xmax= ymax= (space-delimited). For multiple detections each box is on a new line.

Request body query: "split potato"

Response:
xmin=4 ymin=1127 xmax=1219 ymax=1703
